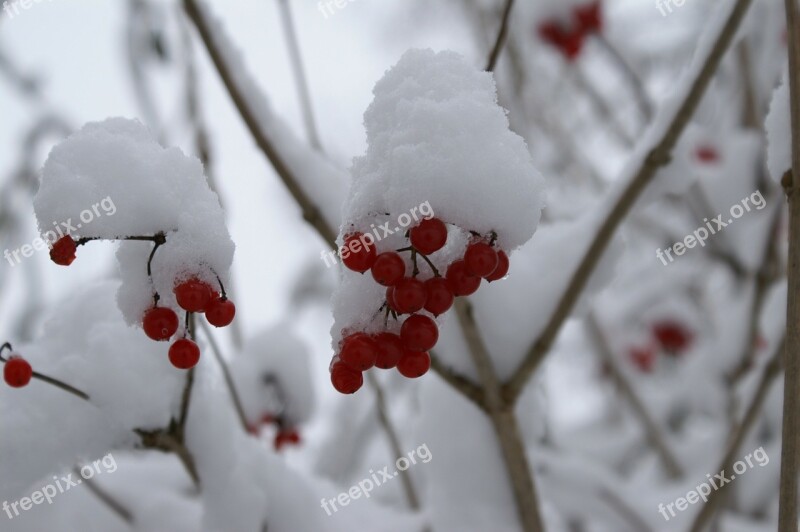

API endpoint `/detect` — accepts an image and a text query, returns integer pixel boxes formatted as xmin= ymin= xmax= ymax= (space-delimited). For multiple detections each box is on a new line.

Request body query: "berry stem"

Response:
xmin=410 ymin=249 xmax=420 ymax=277
xmin=197 ymin=319 xmax=249 ymax=432
xmin=0 ymin=342 xmax=90 ymax=401
xmin=417 ymin=252 xmax=441 ymax=277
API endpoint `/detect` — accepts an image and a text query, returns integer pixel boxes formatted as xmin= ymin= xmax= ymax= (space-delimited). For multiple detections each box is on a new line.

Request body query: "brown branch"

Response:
xmin=593 ymin=33 xmax=653 ymax=123
xmin=198 ymin=319 xmax=249 ymax=432
xmin=485 ymin=0 xmax=515 ymax=72
xmin=779 ymin=0 xmax=800 ymax=527
xmin=689 ymin=338 xmax=784 ymax=531
xmin=77 ymin=467 xmax=134 ymax=524
xmin=429 ymin=349 xmax=486 ymax=409
xmin=366 ymin=372 xmax=421 ymax=511
xmin=183 ymin=0 xmax=337 ymax=245
xmin=504 ymin=0 xmax=756 ymax=404
xmin=453 ymin=298 xmax=545 ymax=531
xmin=586 ymin=313 xmax=684 ymax=478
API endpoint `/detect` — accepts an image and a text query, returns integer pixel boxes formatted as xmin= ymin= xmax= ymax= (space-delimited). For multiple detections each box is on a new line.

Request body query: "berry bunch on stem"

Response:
xmin=47 ymin=231 xmax=236 ymax=370
xmin=537 ymin=1 xmax=603 ymax=62
xmin=331 ymin=215 xmax=511 ymax=394
xmin=0 ymin=342 xmax=89 ymax=400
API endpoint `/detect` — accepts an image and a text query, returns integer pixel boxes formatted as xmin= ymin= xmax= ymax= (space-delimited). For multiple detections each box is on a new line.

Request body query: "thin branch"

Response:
xmin=366 ymin=372 xmax=421 ymax=511
xmin=277 ymin=0 xmax=323 ymax=151
xmin=198 ymin=319 xmax=249 ymax=432
xmin=0 ymin=346 xmax=91 ymax=401
xmin=485 ymin=0 xmax=515 ymax=72
xmin=504 ymin=0 xmax=756 ymax=404
xmin=779 ymin=0 xmax=800 ymax=527
xmin=689 ymin=338 xmax=784 ymax=531
xmin=593 ymin=33 xmax=653 ymax=123
xmin=183 ymin=0 xmax=337 ymax=245
xmin=77 ymin=467 xmax=134 ymax=524
xmin=453 ymin=298 xmax=545 ymax=531
xmin=570 ymin=65 xmax=635 ymax=149
xmin=429 ymin=350 xmax=486 ymax=410
xmin=586 ymin=313 xmax=684 ymax=478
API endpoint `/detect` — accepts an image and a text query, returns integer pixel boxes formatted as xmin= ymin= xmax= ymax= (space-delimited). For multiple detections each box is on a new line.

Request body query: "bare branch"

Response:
xmin=485 ymin=0 xmax=515 ymax=72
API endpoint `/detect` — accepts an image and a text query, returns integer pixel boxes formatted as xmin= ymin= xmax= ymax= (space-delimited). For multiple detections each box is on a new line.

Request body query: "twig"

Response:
xmin=485 ymin=0 xmax=515 ymax=72
xmin=366 ymin=372 xmax=421 ymax=511
xmin=689 ymin=338 xmax=784 ymax=531
xmin=277 ymin=0 xmax=323 ymax=151
xmin=0 ymin=344 xmax=90 ymax=401
xmin=77 ymin=467 xmax=134 ymax=524
xmin=453 ymin=298 xmax=544 ymax=531
xmin=428 ymin=350 xmax=486 ymax=410
xmin=593 ymin=33 xmax=653 ymax=123
xmin=183 ymin=0 xmax=337 ymax=245
xmin=198 ymin=319 xmax=249 ymax=432
xmin=586 ymin=313 xmax=684 ymax=478
xmin=504 ymin=0 xmax=756 ymax=404
xmin=779 ymin=0 xmax=800 ymax=527
xmin=570 ymin=65 xmax=635 ymax=148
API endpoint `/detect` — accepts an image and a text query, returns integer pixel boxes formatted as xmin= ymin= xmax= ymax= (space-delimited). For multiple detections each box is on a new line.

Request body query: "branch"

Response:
xmin=77 ymin=467 xmax=134 ymax=524
xmin=485 ymin=0 xmax=515 ymax=72
xmin=689 ymin=337 xmax=784 ymax=531
xmin=779 ymin=0 xmax=800 ymax=527
xmin=504 ymin=0 xmax=756 ymax=403
xmin=586 ymin=313 xmax=684 ymax=478
xmin=593 ymin=33 xmax=653 ymax=123
xmin=183 ymin=0 xmax=337 ymax=245
xmin=453 ymin=298 xmax=545 ymax=531
xmin=429 ymin=349 xmax=486 ymax=410
xmin=198 ymin=319 xmax=249 ymax=432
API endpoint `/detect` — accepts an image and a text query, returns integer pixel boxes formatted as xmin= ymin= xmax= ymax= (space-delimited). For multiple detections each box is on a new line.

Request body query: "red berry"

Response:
xmin=206 ymin=297 xmax=236 ymax=327
xmin=561 ymin=29 xmax=585 ymax=61
xmin=274 ymin=429 xmax=302 ymax=451
xmin=629 ymin=347 xmax=656 ymax=373
xmin=695 ymin=145 xmax=720 ymax=164
xmin=169 ymin=339 xmax=201 ymax=369
xmin=400 ymin=314 xmax=438 ymax=351
xmin=342 ymin=232 xmax=377 ymax=273
xmin=3 ymin=357 xmax=32 ymax=388
xmin=446 ymin=260 xmax=481 ymax=296
xmin=397 ymin=350 xmax=431 ymax=378
xmin=465 ymin=242 xmax=499 ymax=277
xmin=652 ymin=322 xmax=693 ymax=354
xmin=331 ymin=359 xmax=364 ymax=394
xmin=485 ymin=250 xmax=510 ymax=282
xmin=574 ymin=1 xmax=602 ymax=34
xmin=424 ymin=278 xmax=454 ymax=316
xmin=393 ymin=277 xmax=427 ymax=313
xmin=538 ymin=21 xmax=565 ymax=47
xmin=142 ymin=307 xmax=180 ymax=341
xmin=371 ymin=252 xmax=406 ymax=286
xmin=50 ymin=236 xmax=77 ymax=266
xmin=339 ymin=333 xmax=378 ymax=371
xmin=374 ymin=332 xmax=404 ymax=369
xmin=410 ymin=218 xmax=448 ymax=255
xmin=386 ymin=286 xmax=402 ymax=314
xmin=174 ymin=278 xmax=214 ymax=313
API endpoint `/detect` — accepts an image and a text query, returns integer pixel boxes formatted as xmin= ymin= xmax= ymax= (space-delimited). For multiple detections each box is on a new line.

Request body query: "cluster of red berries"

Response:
xmin=3 ymin=355 xmax=33 ymax=388
xmin=628 ymin=320 xmax=694 ymax=373
xmin=537 ymin=1 xmax=602 ymax=61
xmin=143 ymin=278 xmax=236 ymax=370
xmin=47 ymin=233 xmax=235 ymax=371
xmin=247 ymin=413 xmax=302 ymax=451
xmin=330 ymin=217 xmax=510 ymax=394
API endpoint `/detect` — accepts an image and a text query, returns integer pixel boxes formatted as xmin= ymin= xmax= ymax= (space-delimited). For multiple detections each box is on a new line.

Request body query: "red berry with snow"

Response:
xmin=465 ymin=242 xmax=499 ymax=277
xmin=331 ymin=359 xmax=363 ymax=394
xmin=371 ymin=252 xmax=406 ymax=286
xmin=374 ymin=332 xmax=404 ymax=369
xmin=342 ymin=232 xmax=377 ymax=273
xmin=424 ymin=278 xmax=454 ymax=316
xmin=339 ymin=332 xmax=378 ymax=371
xmin=169 ymin=338 xmax=201 ymax=369
xmin=397 ymin=350 xmax=431 ymax=378
xmin=274 ymin=429 xmax=301 ymax=451
xmin=446 ymin=260 xmax=481 ymax=296
xmin=409 ymin=218 xmax=448 ymax=255
xmin=50 ymin=236 xmax=77 ymax=266
xmin=142 ymin=307 xmax=180 ymax=341
xmin=174 ymin=278 xmax=214 ymax=313
xmin=206 ymin=297 xmax=236 ymax=327
xmin=400 ymin=314 xmax=439 ymax=352
xmin=393 ymin=277 xmax=427 ymax=313
xmin=652 ymin=321 xmax=693 ymax=354
xmin=3 ymin=357 xmax=32 ymax=388
xmin=485 ymin=250 xmax=510 ymax=282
